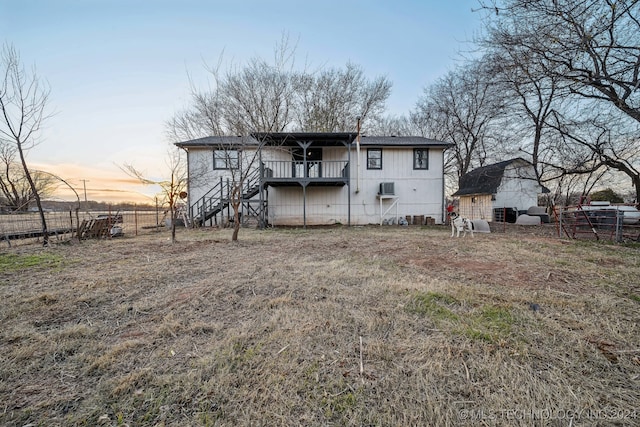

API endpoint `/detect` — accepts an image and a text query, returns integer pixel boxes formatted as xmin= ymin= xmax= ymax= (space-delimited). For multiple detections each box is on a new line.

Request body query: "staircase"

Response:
xmin=190 ymin=168 xmax=263 ymax=227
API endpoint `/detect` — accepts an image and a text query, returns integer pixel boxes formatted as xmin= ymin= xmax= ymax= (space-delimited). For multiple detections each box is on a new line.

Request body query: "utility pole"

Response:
xmin=80 ymin=179 xmax=89 ymax=207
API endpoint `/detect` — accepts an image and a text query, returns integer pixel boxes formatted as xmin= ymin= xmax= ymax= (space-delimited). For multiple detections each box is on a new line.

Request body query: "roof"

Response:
xmin=251 ymin=132 xmax=357 ymax=146
xmin=452 ymin=158 xmax=548 ymax=196
xmin=358 ymin=135 xmax=453 ymax=148
xmin=174 ymin=133 xmax=452 ymax=149
xmin=174 ymin=135 xmax=248 ymax=148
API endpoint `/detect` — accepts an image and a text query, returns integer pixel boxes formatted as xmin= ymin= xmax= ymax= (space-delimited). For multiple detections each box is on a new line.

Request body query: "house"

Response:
xmin=175 ymin=132 xmax=452 ymax=227
xmin=452 ymin=158 xmax=549 ymax=222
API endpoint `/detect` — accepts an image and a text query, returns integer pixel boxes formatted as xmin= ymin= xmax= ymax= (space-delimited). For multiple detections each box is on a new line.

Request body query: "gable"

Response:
xmin=452 ymin=158 xmax=536 ymax=196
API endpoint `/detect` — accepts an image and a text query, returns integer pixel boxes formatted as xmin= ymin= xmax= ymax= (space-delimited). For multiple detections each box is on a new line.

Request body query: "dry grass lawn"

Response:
xmin=1 ymin=225 xmax=639 ymax=426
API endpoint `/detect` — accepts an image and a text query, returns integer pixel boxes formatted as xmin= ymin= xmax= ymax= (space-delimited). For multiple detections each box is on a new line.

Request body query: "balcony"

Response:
xmin=262 ymin=160 xmax=349 ymax=187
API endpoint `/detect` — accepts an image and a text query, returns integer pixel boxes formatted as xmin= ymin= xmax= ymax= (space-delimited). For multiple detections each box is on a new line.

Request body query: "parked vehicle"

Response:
xmin=578 ymin=202 xmax=640 ymax=225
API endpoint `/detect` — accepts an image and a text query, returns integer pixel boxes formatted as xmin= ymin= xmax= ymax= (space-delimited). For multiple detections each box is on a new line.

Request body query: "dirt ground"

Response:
xmin=1 ymin=224 xmax=639 ymax=426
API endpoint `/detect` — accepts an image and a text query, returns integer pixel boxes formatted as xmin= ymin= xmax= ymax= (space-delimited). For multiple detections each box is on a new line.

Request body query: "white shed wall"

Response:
xmin=493 ymin=164 xmax=540 ymax=211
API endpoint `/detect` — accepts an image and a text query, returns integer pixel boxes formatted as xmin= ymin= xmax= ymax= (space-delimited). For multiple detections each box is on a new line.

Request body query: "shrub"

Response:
xmin=590 ymin=188 xmax=624 ymax=203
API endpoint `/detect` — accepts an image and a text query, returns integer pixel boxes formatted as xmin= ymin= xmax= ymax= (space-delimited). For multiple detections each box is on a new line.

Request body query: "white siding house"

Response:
xmin=452 ymin=158 xmax=549 ymax=222
xmin=176 ymin=133 xmax=451 ymax=227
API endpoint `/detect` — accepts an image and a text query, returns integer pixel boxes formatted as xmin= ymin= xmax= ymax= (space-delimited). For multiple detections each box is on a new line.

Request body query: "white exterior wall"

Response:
xmin=351 ymin=146 xmax=445 ymax=225
xmin=186 ymin=146 xmax=261 ymax=208
xmin=493 ymin=163 xmax=540 ymax=212
xmin=266 ymin=146 xmax=347 ymax=225
xmin=266 ymin=146 xmax=446 ymax=226
xmin=186 ymin=144 xmax=447 ymax=226
xmin=186 ymin=147 xmax=215 ymax=207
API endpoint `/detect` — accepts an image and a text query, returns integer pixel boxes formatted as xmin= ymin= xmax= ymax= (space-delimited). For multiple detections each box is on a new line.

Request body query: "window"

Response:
xmin=367 ymin=148 xmax=382 ymax=169
xmin=413 ymin=148 xmax=429 ymax=170
xmin=214 ymin=149 xmax=239 ymax=169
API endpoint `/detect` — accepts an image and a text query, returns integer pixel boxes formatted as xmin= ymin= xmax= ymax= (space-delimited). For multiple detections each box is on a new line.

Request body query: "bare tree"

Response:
xmin=221 ymin=57 xmax=296 ymax=134
xmin=219 ymin=137 xmax=265 ymax=241
xmin=482 ymin=0 xmax=640 ymax=122
xmin=414 ymin=59 xmax=506 ymax=186
xmin=0 ymin=144 xmax=56 ymax=211
xmin=366 ymin=114 xmax=415 ymax=136
xmin=548 ymin=110 xmax=640 ymax=202
xmin=0 ymin=44 xmax=51 ymax=245
xmin=482 ymin=45 xmax=566 ymax=183
xmin=169 ymin=40 xmax=298 ymax=241
xmin=123 ymin=146 xmax=188 ymax=244
xmin=293 ymin=62 xmax=392 ymax=132
xmin=170 ymin=39 xmax=391 ymax=240
xmin=480 ymin=0 xmax=640 ymax=199
xmin=171 ymin=35 xmax=299 ymax=140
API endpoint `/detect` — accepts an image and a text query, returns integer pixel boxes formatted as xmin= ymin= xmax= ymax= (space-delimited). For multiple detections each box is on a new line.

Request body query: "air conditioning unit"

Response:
xmin=379 ymin=182 xmax=395 ymax=195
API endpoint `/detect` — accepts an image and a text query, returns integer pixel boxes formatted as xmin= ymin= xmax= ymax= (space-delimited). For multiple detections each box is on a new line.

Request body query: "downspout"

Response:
xmin=179 ymin=145 xmax=192 ymax=225
xmin=442 ymin=147 xmax=446 ymax=224
xmin=356 ymin=117 xmax=361 ymax=193
xmin=347 ymin=139 xmax=351 ymax=226
xmin=259 ymin=146 xmax=264 ymax=229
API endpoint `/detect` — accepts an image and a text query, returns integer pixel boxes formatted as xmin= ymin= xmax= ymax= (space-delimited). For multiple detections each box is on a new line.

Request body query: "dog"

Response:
xmin=449 ymin=211 xmax=474 ymax=238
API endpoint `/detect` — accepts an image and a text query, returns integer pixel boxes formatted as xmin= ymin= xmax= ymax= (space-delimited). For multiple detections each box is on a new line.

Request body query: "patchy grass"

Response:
xmin=407 ymin=291 xmax=460 ymax=322
xmin=408 ymin=292 xmax=515 ymax=343
xmin=0 ymin=252 xmax=64 ymax=272
xmin=461 ymin=305 xmax=515 ymax=343
xmin=0 ymin=226 xmax=639 ymax=426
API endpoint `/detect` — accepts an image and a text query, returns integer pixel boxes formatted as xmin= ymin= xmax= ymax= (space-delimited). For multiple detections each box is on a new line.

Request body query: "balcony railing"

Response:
xmin=262 ymin=160 xmax=349 ymax=180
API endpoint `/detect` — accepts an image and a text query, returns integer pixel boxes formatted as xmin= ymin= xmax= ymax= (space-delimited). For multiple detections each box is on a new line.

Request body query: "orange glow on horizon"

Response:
xmin=32 ymin=162 xmax=163 ymax=205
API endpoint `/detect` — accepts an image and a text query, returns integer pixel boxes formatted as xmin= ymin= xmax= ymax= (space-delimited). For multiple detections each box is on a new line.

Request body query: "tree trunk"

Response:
xmin=171 ymin=205 xmax=177 ymax=244
xmin=17 ymin=146 xmax=48 ymax=246
xmin=75 ymin=207 xmax=81 ymax=242
xmin=32 ymin=190 xmax=48 ymax=246
xmin=231 ymin=201 xmax=240 ymax=241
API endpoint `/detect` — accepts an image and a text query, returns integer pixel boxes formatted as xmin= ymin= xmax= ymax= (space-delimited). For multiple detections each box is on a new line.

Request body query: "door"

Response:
xmin=292 ymin=147 xmax=322 ymax=178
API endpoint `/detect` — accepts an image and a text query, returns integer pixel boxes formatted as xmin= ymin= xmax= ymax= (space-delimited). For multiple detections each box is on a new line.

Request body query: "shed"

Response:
xmin=452 ymin=158 xmax=549 ymax=222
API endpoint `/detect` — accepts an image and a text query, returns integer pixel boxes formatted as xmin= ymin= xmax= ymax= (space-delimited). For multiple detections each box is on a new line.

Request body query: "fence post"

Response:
xmin=135 ymin=205 xmax=138 ymax=236
xmin=108 ymin=205 xmax=112 ymax=239
xmin=503 ymin=207 xmax=506 ymax=233
xmin=558 ymin=207 xmax=562 ymax=238
xmin=616 ymin=210 xmax=623 ymax=243
xmin=155 ymin=197 xmax=159 ymax=232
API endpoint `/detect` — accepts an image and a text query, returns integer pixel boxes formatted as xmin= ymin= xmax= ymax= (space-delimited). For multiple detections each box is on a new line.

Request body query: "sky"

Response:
xmin=2 ymin=0 xmax=483 ymax=204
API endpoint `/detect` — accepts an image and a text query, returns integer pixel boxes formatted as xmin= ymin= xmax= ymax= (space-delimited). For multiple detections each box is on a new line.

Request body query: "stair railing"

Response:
xmin=190 ymin=177 xmax=224 ymax=224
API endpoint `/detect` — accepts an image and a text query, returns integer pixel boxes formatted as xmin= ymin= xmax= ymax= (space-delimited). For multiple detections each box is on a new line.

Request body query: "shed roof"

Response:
xmin=452 ymin=158 xmax=548 ymax=196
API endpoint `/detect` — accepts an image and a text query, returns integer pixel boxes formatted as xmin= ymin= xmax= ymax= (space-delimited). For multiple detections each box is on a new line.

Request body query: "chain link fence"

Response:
xmin=0 ymin=208 xmax=172 ymax=246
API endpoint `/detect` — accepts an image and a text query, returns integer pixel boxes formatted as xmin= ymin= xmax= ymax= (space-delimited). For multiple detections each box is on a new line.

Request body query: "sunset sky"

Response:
xmin=2 ymin=0 xmax=482 ymax=204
